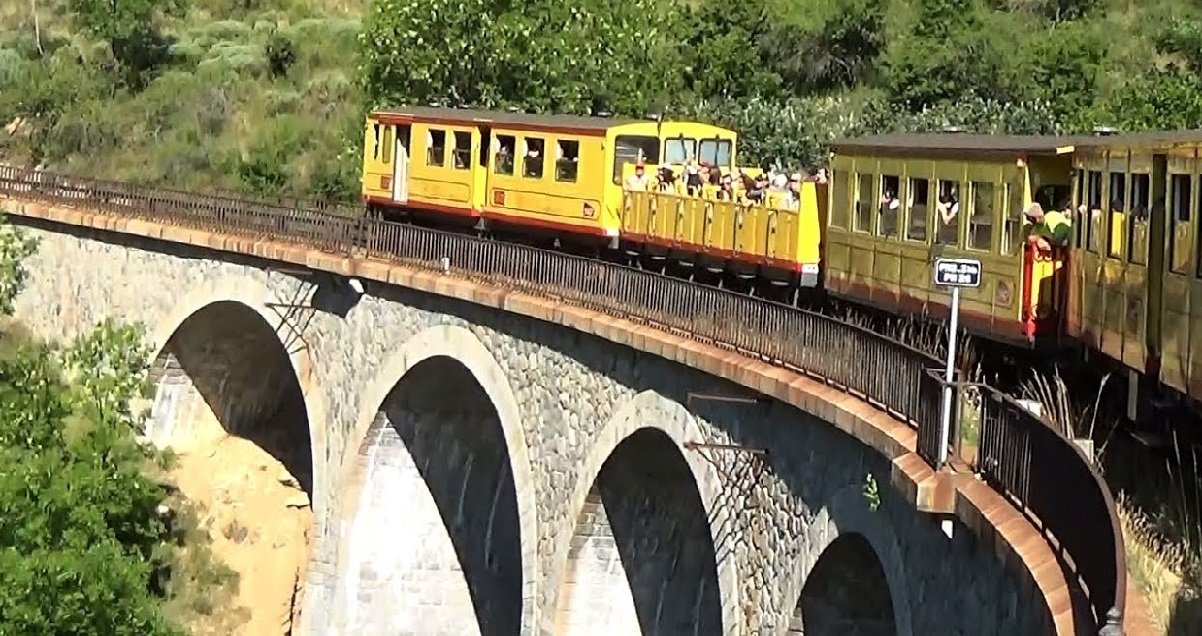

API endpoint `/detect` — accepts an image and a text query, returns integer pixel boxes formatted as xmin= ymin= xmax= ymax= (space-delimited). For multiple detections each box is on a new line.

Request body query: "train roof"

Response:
xmin=831 ymin=130 xmax=1202 ymax=158
xmin=370 ymin=106 xmax=645 ymax=133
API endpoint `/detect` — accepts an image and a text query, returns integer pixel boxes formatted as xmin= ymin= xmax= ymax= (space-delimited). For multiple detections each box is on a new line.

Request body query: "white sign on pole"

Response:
xmin=933 ymin=258 xmax=982 ymax=288
xmin=932 ymin=257 xmax=981 ymax=466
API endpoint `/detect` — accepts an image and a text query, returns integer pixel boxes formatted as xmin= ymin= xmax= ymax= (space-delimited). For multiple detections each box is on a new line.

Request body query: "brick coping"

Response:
xmin=3 ymin=197 xmax=1153 ymax=635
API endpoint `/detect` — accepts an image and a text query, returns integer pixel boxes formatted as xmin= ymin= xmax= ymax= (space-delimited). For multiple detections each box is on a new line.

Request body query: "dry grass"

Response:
xmin=1119 ymin=494 xmax=1201 ymax=634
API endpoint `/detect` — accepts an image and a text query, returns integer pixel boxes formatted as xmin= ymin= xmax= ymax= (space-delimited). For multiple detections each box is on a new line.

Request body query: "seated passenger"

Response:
xmin=625 ymin=161 xmax=650 ymax=191
xmin=1023 ymin=203 xmax=1072 ymax=250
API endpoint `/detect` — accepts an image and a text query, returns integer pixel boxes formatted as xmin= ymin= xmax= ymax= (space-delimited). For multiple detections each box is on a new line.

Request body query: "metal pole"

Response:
xmin=937 ymin=286 xmax=960 ymax=466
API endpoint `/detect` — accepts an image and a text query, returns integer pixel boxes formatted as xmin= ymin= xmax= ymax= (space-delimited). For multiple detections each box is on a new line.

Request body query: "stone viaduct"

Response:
xmin=5 ymin=200 xmax=1079 ymax=635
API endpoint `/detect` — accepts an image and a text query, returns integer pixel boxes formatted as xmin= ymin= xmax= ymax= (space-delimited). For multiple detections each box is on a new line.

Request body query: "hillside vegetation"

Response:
xmin=4 ymin=0 xmax=1202 ymax=203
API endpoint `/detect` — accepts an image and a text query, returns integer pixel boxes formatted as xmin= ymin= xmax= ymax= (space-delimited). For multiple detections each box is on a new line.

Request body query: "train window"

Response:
xmin=371 ymin=123 xmax=381 ymax=160
xmin=935 ymin=180 xmax=960 ymax=245
xmin=613 ymin=135 xmax=659 ymax=184
xmin=906 ymin=177 xmax=929 ymax=242
xmin=698 ymin=139 xmax=733 ymax=168
xmin=494 ymin=135 xmax=516 ymax=175
xmin=1170 ymin=174 xmax=1191 ymax=274
xmin=1107 ymin=172 xmax=1127 ymax=259
xmin=1128 ymin=173 xmax=1150 ymax=264
xmin=1086 ymin=170 xmax=1103 ymax=253
xmin=426 ymin=129 xmax=446 ymax=167
xmin=664 ymin=138 xmax=697 ymax=164
xmin=853 ymin=173 xmax=874 ymax=233
xmin=381 ymin=126 xmax=393 ymax=164
xmin=878 ymin=175 xmax=900 ymax=237
xmin=522 ymin=137 xmax=545 ymax=179
xmin=451 ymin=131 xmax=471 ymax=170
xmin=555 ymin=140 xmax=580 ymax=183
xmin=830 ymin=170 xmax=849 ymax=228
xmin=968 ymin=182 xmax=994 ymax=251
xmin=1002 ymin=182 xmax=1024 ymax=255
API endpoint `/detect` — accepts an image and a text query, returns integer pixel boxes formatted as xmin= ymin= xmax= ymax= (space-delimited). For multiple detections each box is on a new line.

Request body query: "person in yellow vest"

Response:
xmin=1023 ymin=203 xmax=1071 ymax=251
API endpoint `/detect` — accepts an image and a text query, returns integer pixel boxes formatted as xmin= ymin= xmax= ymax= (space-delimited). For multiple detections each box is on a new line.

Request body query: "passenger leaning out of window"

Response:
xmin=1023 ymin=203 xmax=1072 ymax=251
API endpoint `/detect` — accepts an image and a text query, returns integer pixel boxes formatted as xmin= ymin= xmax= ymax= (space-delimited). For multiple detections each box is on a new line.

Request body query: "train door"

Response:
xmin=474 ymin=126 xmax=491 ymax=212
xmin=392 ymin=125 xmax=410 ymax=203
xmin=1160 ymin=152 xmax=1196 ymax=396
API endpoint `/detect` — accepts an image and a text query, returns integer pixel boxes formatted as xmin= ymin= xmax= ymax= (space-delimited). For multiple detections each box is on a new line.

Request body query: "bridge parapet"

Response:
xmin=0 ymin=165 xmax=1137 ymax=634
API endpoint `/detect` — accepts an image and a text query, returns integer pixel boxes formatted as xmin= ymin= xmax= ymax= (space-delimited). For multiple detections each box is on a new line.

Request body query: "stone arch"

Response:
xmin=782 ymin=484 xmax=914 ymax=636
xmin=331 ymin=325 xmax=539 ymax=635
xmin=552 ymin=390 xmax=740 ymax=635
xmin=146 ymin=274 xmax=328 ymax=505
xmin=145 ymin=276 xmax=326 ymax=635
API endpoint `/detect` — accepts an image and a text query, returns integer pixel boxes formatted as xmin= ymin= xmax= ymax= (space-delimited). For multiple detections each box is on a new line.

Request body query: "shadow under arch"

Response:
xmin=554 ymin=391 xmax=732 ymax=635
xmin=147 ymin=299 xmax=314 ymax=495
xmin=333 ymin=324 xmax=539 ymax=634
xmin=782 ymin=485 xmax=914 ymax=636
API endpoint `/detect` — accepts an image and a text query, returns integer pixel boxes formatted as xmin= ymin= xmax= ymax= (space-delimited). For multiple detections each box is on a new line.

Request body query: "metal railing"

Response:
xmin=0 ymin=165 xmax=1126 ymax=633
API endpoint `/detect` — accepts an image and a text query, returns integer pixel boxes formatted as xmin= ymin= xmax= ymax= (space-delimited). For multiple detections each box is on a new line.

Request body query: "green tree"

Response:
xmin=882 ymin=0 xmax=1015 ymax=110
xmin=66 ymin=0 xmax=188 ymax=88
xmin=767 ymin=0 xmax=886 ymax=94
xmin=1091 ymin=68 xmax=1202 ymax=132
xmin=682 ymin=0 xmax=780 ymax=100
xmin=359 ymin=0 xmax=686 ymax=115
xmin=0 ymin=219 xmax=186 ymax=634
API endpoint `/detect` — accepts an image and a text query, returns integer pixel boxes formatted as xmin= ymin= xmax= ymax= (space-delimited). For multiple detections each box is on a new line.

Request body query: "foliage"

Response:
xmin=0 ymin=221 xmax=230 ymax=633
xmin=0 ymin=316 xmax=185 ymax=635
xmin=359 ymin=0 xmax=685 ymax=115
xmin=8 ymin=0 xmax=1202 ymax=200
xmin=66 ymin=0 xmax=189 ymax=88
xmin=0 ymin=221 xmax=39 ymax=316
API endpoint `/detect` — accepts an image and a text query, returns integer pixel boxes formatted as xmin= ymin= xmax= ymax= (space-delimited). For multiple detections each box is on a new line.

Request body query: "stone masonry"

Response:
xmin=11 ymin=216 xmax=1057 ymax=636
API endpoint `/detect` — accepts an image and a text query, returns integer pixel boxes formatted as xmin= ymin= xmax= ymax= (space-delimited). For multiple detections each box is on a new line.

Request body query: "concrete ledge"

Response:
xmin=3 ymin=196 xmax=1153 ymax=635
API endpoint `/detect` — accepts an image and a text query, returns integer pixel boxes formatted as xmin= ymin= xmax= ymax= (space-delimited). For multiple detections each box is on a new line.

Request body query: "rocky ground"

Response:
xmin=166 ymin=432 xmax=314 ymax=635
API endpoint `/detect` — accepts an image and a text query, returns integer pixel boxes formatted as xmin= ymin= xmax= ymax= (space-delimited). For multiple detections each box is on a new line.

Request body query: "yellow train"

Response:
xmin=360 ymin=107 xmax=824 ymax=292
xmin=358 ymin=107 xmax=1202 ymax=411
xmin=827 ymin=130 xmax=1202 ymax=411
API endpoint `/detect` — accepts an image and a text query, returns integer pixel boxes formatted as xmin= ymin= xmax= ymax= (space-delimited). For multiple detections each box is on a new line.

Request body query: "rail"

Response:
xmin=0 ymin=165 xmax=1126 ymax=633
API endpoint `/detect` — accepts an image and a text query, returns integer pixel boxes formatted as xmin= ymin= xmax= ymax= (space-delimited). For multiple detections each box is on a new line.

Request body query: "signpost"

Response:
xmin=932 ymin=258 xmax=982 ymax=466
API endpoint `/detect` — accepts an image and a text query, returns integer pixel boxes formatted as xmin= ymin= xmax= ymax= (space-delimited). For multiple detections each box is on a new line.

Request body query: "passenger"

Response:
xmin=717 ymin=174 xmax=735 ymax=200
xmin=625 ymin=161 xmax=649 ymax=191
xmin=880 ymin=189 xmax=900 ymax=236
xmin=936 ymin=190 xmax=959 ymax=243
xmin=746 ymin=174 xmax=768 ymax=203
xmin=786 ymin=173 xmax=803 ymax=209
xmin=657 ymin=165 xmax=676 ymax=193
xmin=1023 ymin=203 xmax=1071 ymax=250
xmin=685 ymin=157 xmax=703 ymax=195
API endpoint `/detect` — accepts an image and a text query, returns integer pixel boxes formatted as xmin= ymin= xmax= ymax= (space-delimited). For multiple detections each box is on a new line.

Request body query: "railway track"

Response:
xmin=0 ymin=165 xmax=1129 ymax=633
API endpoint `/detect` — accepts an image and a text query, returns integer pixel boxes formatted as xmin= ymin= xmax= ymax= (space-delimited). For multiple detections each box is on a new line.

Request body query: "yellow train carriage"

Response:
xmin=826 ymin=134 xmax=1077 ymax=348
xmin=620 ymin=166 xmax=823 ymax=288
xmin=363 ymin=107 xmax=746 ymax=248
xmin=1065 ymin=131 xmax=1202 ymax=405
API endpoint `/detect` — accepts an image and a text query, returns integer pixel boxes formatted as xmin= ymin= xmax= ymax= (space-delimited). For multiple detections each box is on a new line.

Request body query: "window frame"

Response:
xmin=493 ymin=134 xmax=516 ymax=176
xmin=426 ymin=129 xmax=447 ymax=167
xmin=905 ymin=176 xmax=930 ymax=243
xmin=967 ymin=181 xmax=995 ymax=252
xmin=555 ymin=139 xmax=580 ymax=183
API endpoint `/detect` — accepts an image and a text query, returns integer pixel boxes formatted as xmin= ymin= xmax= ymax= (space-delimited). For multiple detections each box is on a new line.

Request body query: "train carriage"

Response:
xmin=1065 ymin=131 xmax=1202 ymax=407
xmin=825 ymin=133 xmax=1079 ymax=348
xmin=361 ymin=107 xmax=747 ymax=248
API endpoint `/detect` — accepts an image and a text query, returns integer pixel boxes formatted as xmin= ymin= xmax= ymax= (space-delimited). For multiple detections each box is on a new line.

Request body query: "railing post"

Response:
xmin=1098 ymin=607 xmax=1123 ymax=636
